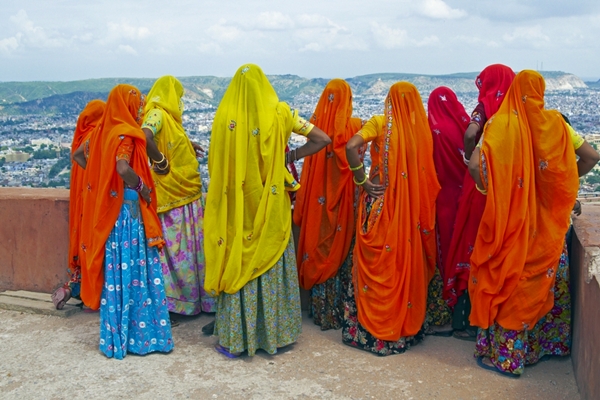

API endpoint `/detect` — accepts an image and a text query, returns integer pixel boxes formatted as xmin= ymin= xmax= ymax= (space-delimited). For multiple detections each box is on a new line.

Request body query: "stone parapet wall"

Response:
xmin=0 ymin=188 xmax=70 ymax=293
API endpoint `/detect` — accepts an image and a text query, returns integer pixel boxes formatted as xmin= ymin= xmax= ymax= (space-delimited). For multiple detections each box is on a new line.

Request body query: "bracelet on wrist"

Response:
xmin=349 ymin=163 xmax=364 ymax=171
xmin=475 ymin=184 xmax=487 ymax=195
xmin=133 ymin=176 xmax=144 ymax=192
xmin=156 ymin=158 xmax=169 ymax=171
xmin=463 ymin=153 xmax=470 ymax=166
xmin=152 ymin=152 xmax=166 ymax=165
xmin=353 ymin=175 xmax=368 ymax=186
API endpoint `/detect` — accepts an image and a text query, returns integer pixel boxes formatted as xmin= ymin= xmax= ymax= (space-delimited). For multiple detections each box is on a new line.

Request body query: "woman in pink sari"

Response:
xmin=425 ymin=87 xmax=469 ymax=334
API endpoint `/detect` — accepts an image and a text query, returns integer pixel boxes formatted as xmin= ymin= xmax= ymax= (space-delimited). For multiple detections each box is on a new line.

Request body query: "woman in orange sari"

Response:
xmin=468 ymin=70 xmax=599 ymax=377
xmin=343 ymin=82 xmax=440 ymax=355
xmin=293 ymin=79 xmax=364 ymax=330
xmin=445 ymin=64 xmax=515 ymax=341
xmin=75 ymin=84 xmax=173 ymax=359
xmin=52 ymin=99 xmax=105 ymax=309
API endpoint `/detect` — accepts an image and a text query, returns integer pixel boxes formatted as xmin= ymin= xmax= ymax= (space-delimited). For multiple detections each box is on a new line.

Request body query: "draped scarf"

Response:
xmin=427 ymin=87 xmax=469 ymax=283
xmin=354 ymin=82 xmax=440 ymax=341
xmin=469 ymin=70 xmax=579 ymax=330
xmin=293 ymin=79 xmax=363 ymax=289
xmin=69 ymin=100 xmax=105 ymax=275
xmin=79 ymin=85 xmax=163 ymax=310
xmin=204 ymin=64 xmax=298 ymax=296
xmin=444 ymin=64 xmax=515 ymax=307
xmin=145 ymin=76 xmax=202 ymax=213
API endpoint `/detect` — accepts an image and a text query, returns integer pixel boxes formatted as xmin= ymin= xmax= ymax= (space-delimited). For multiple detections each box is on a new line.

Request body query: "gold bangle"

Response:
xmin=156 ymin=158 xmax=169 ymax=171
xmin=153 ymin=152 xmax=165 ymax=165
xmin=353 ymin=175 xmax=368 ymax=186
xmin=349 ymin=163 xmax=364 ymax=171
xmin=475 ymin=184 xmax=487 ymax=195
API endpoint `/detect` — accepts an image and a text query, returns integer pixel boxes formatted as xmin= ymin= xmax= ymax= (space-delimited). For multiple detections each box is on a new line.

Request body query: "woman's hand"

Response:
xmin=573 ymin=199 xmax=582 ymax=216
xmin=140 ymin=184 xmax=152 ymax=205
xmin=363 ymin=180 xmax=385 ymax=198
xmin=191 ymin=142 xmax=205 ymax=158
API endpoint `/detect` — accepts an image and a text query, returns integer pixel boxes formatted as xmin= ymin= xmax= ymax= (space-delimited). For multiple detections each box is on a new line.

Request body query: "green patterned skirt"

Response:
xmin=214 ymin=238 xmax=302 ymax=356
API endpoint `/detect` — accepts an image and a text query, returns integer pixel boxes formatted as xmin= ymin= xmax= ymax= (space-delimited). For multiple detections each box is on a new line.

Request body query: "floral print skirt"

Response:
xmin=341 ymin=243 xmax=424 ymax=356
xmin=309 ymin=250 xmax=350 ymax=331
xmin=159 ymin=197 xmax=215 ymax=315
xmin=99 ymin=189 xmax=174 ymax=360
xmin=214 ymin=237 xmax=302 ymax=356
xmin=474 ymin=244 xmax=571 ymax=375
xmin=425 ymin=265 xmax=453 ymax=329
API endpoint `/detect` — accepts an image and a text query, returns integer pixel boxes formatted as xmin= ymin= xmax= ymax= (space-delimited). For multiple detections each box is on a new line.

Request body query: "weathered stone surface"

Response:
xmin=0 ymin=290 xmax=80 ymax=318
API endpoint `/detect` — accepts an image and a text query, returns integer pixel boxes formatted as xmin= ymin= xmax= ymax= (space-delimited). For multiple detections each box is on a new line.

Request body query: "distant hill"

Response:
xmin=0 ymin=71 xmax=589 ymax=116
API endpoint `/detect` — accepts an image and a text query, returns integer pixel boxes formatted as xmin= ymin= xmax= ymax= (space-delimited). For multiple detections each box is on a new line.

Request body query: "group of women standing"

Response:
xmin=53 ymin=62 xmax=598 ymax=378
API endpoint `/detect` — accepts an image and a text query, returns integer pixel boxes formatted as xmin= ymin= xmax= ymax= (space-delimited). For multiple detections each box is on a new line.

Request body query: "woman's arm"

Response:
xmin=290 ymin=126 xmax=331 ymax=160
xmin=575 ymin=141 xmax=600 ymax=177
xmin=468 ymin=147 xmax=485 ymax=191
xmin=116 ymin=159 xmax=152 ymax=204
xmin=463 ymin=122 xmax=479 ymax=161
xmin=142 ymin=127 xmax=170 ymax=174
xmin=346 ymin=134 xmax=384 ymax=198
xmin=72 ymin=143 xmax=87 ymax=169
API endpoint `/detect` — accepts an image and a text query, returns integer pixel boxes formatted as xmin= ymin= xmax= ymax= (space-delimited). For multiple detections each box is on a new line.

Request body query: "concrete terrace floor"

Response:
xmin=0 ymin=309 xmax=579 ymax=400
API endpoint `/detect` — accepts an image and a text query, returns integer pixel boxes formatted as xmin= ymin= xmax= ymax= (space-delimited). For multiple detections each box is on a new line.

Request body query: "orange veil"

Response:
xmin=69 ymin=100 xmax=105 ymax=275
xmin=469 ymin=70 xmax=579 ymax=330
xmin=293 ymin=79 xmax=363 ymax=289
xmin=354 ymin=82 xmax=440 ymax=341
xmin=79 ymin=85 xmax=163 ymax=310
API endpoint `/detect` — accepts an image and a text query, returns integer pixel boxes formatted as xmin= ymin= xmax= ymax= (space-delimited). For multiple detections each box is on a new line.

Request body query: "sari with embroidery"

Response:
xmin=444 ymin=64 xmax=515 ymax=308
xmin=427 ymin=87 xmax=469 ymax=282
xmin=352 ymin=82 xmax=440 ymax=342
xmin=294 ymin=79 xmax=363 ymax=290
xmin=66 ymin=99 xmax=105 ymax=298
xmin=79 ymin=85 xmax=163 ymax=311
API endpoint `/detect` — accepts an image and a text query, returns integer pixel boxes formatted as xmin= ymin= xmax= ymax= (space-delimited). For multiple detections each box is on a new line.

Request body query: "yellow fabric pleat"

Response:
xmin=145 ymin=75 xmax=202 ymax=213
xmin=204 ymin=64 xmax=297 ymax=296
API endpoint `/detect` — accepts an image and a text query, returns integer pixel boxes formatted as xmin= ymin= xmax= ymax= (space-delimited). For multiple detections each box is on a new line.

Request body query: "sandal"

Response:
xmin=425 ymin=325 xmax=454 ymax=337
xmin=453 ymin=328 xmax=477 ymax=342
xmin=476 ymin=356 xmax=521 ymax=378
xmin=51 ymin=287 xmax=71 ymax=310
xmin=215 ymin=344 xmax=241 ymax=359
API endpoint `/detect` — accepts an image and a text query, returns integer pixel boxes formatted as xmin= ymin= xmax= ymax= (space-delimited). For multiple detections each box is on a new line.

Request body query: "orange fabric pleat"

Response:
xmin=469 ymin=70 xmax=579 ymax=331
xmin=354 ymin=82 xmax=440 ymax=341
xmin=79 ymin=85 xmax=164 ymax=310
xmin=68 ymin=100 xmax=105 ymax=276
xmin=293 ymin=79 xmax=363 ymax=289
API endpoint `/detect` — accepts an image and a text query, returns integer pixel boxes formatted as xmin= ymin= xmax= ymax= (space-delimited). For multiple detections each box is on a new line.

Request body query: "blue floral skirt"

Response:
xmin=99 ymin=188 xmax=174 ymax=359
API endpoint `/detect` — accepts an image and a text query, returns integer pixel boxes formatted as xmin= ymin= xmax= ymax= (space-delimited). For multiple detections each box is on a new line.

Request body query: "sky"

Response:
xmin=1 ymin=0 xmax=600 ymax=82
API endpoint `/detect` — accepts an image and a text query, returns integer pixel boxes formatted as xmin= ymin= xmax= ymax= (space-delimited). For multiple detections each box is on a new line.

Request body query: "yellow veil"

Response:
xmin=204 ymin=64 xmax=297 ymax=295
xmin=145 ymin=75 xmax=202 ymax=213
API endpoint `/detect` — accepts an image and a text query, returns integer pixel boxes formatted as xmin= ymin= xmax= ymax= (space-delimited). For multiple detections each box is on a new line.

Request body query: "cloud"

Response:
xmin=503 ymin=25 xmax=550 ymax=47
xmin=102 ymin=22 xmax=151 ymax=44
xmin=0 ymin=36 xmax=19 ymax=55
xmin=294 ymin=14 xmax=367 ymax=52
xmin=0 ymin=9 xmax=66 ymax=53
xmin=117 ymin=44 xmax=137 ymax=56
xmin=418 ymin=0 xmax=467 ymax=19
xmin=206 ymin=20 xmax=243 ymax=43
xmin=371 ymin=24 xmax=439 ymax=49
xmin=252 ymin=12 xmax=294 ymax=30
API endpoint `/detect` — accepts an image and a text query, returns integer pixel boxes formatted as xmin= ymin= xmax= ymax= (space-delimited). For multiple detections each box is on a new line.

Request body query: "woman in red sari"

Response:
xmin=444 ymin=64 xmax=515 ymax=340
xmin=293 ymin=79 xmax=364 ymax=330
xmin=468 ymin=70 xmax=599 ymax=377
xmin=343 ymin=82 xmax=439 ymax=355
xmin=425 ymin=87 xmax=470 ymax=335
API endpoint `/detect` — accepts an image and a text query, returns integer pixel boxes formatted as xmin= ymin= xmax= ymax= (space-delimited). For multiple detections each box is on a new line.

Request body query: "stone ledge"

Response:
xmin=0 ymin=290 xmax=81 ymax=317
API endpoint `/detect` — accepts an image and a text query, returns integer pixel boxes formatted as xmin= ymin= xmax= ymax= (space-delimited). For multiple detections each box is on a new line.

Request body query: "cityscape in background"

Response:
xmin=1 ymin=73 xmax=600 ymax=193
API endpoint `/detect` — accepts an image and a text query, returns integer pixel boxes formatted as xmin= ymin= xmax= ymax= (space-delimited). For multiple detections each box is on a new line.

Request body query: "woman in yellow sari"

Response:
xmin=468 ymin=70 xmax=599 ymax=377
xmin=141 ymin=76 xmax=215 ymax=317
xmin=204 ymin=64 xmax=331 ymax=357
